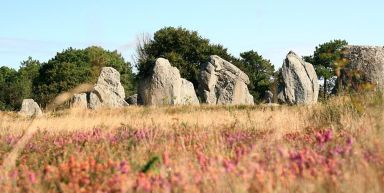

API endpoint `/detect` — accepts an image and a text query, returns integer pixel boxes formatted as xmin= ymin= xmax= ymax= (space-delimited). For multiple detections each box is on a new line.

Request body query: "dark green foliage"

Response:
xmin=34 ymin=46 xmax=135 ymax=107
xmin=239 ymin=51 xmax=275 ymax=102
xmin=141 ymin=156 xmax=160 ymax=173
xmin=0 ymin=66 xmax=18 ymax=110
xmin=0 ymin=58 xmax=41 ymax=110
xmin=136 ymin=27 xmax=238 ymax=88
xmin=304 ymin=40 xmax=348 ymax=99
xmin=19 ymin=57 xmax=42 ymax=102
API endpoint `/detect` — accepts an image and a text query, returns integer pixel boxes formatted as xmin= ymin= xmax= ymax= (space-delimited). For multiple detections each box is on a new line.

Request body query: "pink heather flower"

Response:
xmin=346 ymin=136 xmax=353 ymax=146
xmin=162 ymin=151 xmax=170 ymax=167
xmin=196 ymin=151 xmax=208 ymax=169
xmin=135 ymin=173 xmax=152 ymax=192
xmin=324 ymin=130 xmax=333 ymax=142
xmin=119 ymin=161 xmax=130 ymax=174
xmin=29 ymin=172 xmax=37 ymax=184
xmin=6 ymin=135 xmax=15 ymax=145
xmin=194 ymin=173 xmax=203 ymax=184
xmin=10 ymin=170 xmax=18 ymax=179
xmin=223 ymin=159 xmax=236 ymax=172
xmin=277 ymin=146 xmax=288 ymax=158
xmin=316 ymin=129 xmax=333 ymax=145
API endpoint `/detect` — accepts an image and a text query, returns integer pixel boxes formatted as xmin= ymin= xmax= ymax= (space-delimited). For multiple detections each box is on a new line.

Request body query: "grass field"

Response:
xmin=0 ymin=93 xmax=383 ymax=193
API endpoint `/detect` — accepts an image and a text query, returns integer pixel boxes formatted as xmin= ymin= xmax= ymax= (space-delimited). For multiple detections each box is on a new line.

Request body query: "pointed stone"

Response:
xmin=89 ymin=67 xmax=128 ymax=109
xmin=138 ymin=58 xmax=199 ymax=105
xmin=278 ymin=51 xmax=319 ymax=105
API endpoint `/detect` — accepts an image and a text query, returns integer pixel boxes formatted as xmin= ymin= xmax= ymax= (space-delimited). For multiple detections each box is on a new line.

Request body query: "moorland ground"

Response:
xmin=0 ymin=93 xmax=383 ymax=193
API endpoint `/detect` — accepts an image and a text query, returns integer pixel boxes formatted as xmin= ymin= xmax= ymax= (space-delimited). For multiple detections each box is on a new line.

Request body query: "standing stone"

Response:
xmin=127 ymin=94 xmax=138 ymax=105
xmin=18 ymin=99 xmax=43 ymax=117
xmin=89 ymin=67 xmax=128 ymax=109
xmin=71 ymin=93 xmax=88 ymax=108
xmin=278 ymin=51 xmax=319 ymax=105
xmin=138 ymin=58 xmax=199 ymax=105
xmin=264 ymin=90 xmax=273 ymax=104
xmin=199 ymin=55 xmax=254 ymax=105
xmin=341 ymin=46 xmax=384 ymax=90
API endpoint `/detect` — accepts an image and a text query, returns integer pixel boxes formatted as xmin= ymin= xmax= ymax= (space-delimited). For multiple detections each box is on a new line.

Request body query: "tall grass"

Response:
xmin=0 ymin=93 xmax=383 ymax=193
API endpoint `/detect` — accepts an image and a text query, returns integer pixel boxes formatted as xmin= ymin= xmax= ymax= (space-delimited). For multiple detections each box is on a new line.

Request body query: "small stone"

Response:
xmin=18 ymin=99 xmax=43 ymax=117
xmin=264 ymin=90 xmax=273 ymax=104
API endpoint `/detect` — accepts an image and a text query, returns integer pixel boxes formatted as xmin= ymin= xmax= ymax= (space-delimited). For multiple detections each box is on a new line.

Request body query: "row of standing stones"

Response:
xmin=137 ymin=56 xmax=254 ymax=106
xmin=19 ymin=46 xmax=384 ymax=116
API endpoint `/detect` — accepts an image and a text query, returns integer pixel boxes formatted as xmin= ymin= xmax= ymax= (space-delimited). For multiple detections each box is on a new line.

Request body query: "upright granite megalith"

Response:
xmin=199 ymin=55 xmax=254 ymax=105
xmin=138 ymin=58 xmax=199 ymax=105
xmin=89 ymin=67 xmax=128 ymax=109
xmin=341 ymin=45 xmax=384 ymax=90
xmin=19 ymin=99 xmax=43 ymax=117
xmin=278 ymin=51 xmax=319 ymax=105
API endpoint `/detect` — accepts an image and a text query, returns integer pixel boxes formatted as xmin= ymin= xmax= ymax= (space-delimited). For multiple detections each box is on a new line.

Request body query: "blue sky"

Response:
xmin=1 ymin=0 xmax=383 ymax=69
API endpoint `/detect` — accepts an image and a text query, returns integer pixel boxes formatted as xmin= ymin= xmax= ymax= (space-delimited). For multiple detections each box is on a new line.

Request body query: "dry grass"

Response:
xmin=0 ymin=102 xmax=361 ymax=134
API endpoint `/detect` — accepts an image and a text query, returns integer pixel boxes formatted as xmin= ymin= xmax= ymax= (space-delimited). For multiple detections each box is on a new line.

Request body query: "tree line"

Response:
xmin=0 ymin=27 xmax=347 ymax=110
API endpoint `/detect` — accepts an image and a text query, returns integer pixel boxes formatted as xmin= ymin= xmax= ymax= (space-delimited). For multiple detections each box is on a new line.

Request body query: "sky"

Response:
xmin=0 ymin=0 xmax=383 ymax=70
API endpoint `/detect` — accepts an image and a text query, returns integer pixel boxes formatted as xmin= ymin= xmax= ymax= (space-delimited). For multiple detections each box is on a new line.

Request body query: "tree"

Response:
xmin=19 ymin=57 xmax=41 ymax=98
xmin=304 ymin=40 xmax=348 ymax=99
xmin=239 ymin=51 xmax=275 ymax=102
xmin=0 ymin=66 xmax=18 ymax=110
xmin=135 ymin=27 xmax=239 ymax=88
xmin=0 ymin=57 xmax=43 ymax=110
xmin=34 ymin=46 xmax=135 ymax=107
xmin=0 ymin=58 xmax=42 ymax=110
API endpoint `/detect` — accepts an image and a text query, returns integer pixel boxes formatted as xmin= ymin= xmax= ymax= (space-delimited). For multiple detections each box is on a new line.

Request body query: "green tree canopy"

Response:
xmin=0 ymin=58 xmax=41 ymax=111
xmin=0 ymin=66 xmax=18 ymax=110
xmin=19 ymin=57 xmax=41 ymax=100
xmin=136 ymin=27 xmax=239 ymax=88
xmin=239 ymin=51 xmax=275 ymax=101
xmin=304 ymin=39 xmax=348 ymax=98
xmin=34 ymin=46 xmax=135 ymax=107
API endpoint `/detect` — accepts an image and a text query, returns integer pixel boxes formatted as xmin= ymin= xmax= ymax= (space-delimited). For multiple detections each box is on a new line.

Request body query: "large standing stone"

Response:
xmin=138 ymin=58 xmax=199 ymax=105
xmin=341 ymin=46 xmax=384 ymax=90
xmin=199 ymin=55 xmax=254 ymax=105
xmin=89 ymin=67 xmax=128 ymax=109
xmin=278 ymin=51 xmax=319 ymax=105
xmin=18 ymin=99 xmax=43 ymax=117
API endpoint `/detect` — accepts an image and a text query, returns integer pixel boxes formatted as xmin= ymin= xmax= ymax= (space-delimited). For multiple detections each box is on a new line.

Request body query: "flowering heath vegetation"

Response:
xmin=0 ymin=93 xmax=383 ymax=193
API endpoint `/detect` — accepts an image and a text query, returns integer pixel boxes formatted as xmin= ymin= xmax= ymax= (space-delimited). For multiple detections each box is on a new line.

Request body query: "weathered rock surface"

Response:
xmin=199 ymin=55 xmax=254 ymax=105
xmin=19 ymin=99 xmax=43 ymax=117
xmin=127 ymin=94 xmax=138 ymax=105
xmin=138 ymin=58 xmax=199 ymax=105
xmin=341 ymin=45 xmax=384 ymax=90
xmin=71 ymin=93 xmax=88 ymax=108
xmin=264 ymin=90 xmax=273 ymax=104
xmin=278 ymin=51 xmax=319 ymax=105
xmin=89 ymin=67 xmax=128 ymax=109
